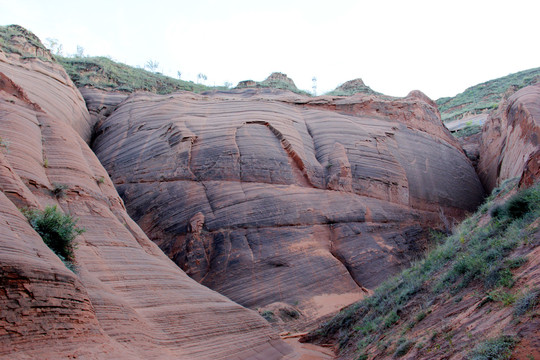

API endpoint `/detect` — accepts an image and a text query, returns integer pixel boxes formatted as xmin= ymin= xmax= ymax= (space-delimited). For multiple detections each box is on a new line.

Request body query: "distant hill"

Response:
xmin=437 ymin=67 xmax=540 ymax=122
xmin=236 ymin=72 xmax=312 ymax=95
xmin=325 ymin=78 xmax=380 ymax=96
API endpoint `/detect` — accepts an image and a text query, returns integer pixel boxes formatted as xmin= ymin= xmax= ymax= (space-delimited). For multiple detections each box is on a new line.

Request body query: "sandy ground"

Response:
xmin=305 ymin=291 xmax=367 ymax=319
xmin=283 ymin=337 xmax=334 ymax=360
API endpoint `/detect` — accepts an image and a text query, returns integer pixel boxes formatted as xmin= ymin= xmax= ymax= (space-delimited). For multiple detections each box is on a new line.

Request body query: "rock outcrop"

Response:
xmin=236 ymin=72 xmax=302 ymax=93
xmin=0 ymin=28 xmax=292 ymax=359
xmin=326 ymin=78 xmax=379 ymax=96
xmin=91 ymin=88 xmax=484 ymax=319
xmin=0 ymin=28 xmax=93 ymax=143
xmin=478 ymin=84 xmax=540 ymax=191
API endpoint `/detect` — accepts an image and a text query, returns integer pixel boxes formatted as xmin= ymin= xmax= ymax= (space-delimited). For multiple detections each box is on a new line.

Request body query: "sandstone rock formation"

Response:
xmin=91 ymin=87 xmax=484 ymax=319
xmin=0 ymin=32 xmax=93 ymax=143
xmin=79 ymin=87 xmax=128 ymax=135
xmin=0 ymin=29 xmax=292 ymax=359
xmin=478 ymin=84 xmax=540 ymax=191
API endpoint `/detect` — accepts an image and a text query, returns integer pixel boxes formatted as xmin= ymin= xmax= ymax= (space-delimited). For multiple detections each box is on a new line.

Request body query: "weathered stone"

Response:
xmin=478 ymin=84 xmax=540 ymax=191
xmin=0 ymin=34 xmax=292 ymax=359
xmin=92 ymin=89 xmax=484 ymax=318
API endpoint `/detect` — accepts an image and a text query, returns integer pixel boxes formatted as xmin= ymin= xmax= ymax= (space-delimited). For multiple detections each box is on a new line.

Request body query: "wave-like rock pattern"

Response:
xmin=92 ymin=90 xmax=484 ymax=314
xmin=0 ymin=46 xmax=291 ymax=359
xmin=0 ymin=51 xmax=93 ymax=143
xmin=479 ymin=84 xmax=540 ymax=191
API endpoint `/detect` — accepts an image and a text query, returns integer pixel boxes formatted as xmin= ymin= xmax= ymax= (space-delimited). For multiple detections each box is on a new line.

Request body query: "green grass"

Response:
xmin=22 ymin=205 xmax=85 ymax=267
xmin=56 ymin=56 xmax=214 ymax=94
xmin=0 ymin=24 xmax=52 ymax=61
xmin=436 ymin=67 xmax=540 ymax=122
xmin=468 ymin=335 xmax=517 ymax=360
xmin=513 ymin=288 xmax=539 ymax=316
xmin=306 ymin=180 xmax=539 ymax=359
xmin=394 ymin=339 xmax=415 ymax=358
xmin=452 ymin=124 xmax=482 ymax=138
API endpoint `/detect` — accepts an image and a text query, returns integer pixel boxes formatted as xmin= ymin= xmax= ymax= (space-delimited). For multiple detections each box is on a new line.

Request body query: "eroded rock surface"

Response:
xmin=0 ymin=33 xmax=291 ymax=359
xmin=92 ymin=89 xmax=484 ymax=317
xmin=0 ymin=47 xmax=93 ymax=143
xmin=478 ymin=84 xmax=540 ymax=191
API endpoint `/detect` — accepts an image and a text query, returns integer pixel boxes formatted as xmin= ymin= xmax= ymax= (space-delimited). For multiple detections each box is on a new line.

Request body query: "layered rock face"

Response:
xmin=478 ymin=84 xmax=540 ymax=191
xmin=92 ymin=88 xmax=484 ymax=317
xmin=0 ymin=33 xmax=291 ymax=359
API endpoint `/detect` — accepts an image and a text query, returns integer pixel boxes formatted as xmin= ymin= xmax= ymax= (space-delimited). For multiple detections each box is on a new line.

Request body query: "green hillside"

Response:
xmin=437 ymin=68 xmax=540 ymax=122
xmin=57 ymin=56 xmax=214 ymax=94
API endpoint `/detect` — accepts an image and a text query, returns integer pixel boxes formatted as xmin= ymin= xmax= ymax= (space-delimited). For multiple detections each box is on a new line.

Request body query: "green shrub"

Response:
xmin=355 ymin=321 xmax=376 ymax=336
xmin=487 ymin=289 xmax=516 ymax=306
xmin=468 ymin=335 xmax=517 ymax=360
xmin=261 ymin=310 xmax=274 ymax=322
xmin=394 ymin=339 xmax=414 ymax=358
xmin=415 ymin=311 xmax=427 ymax=322
xmin=51 ymin=183 xmax=69 ymax=198
xmin=384 ymin=310 xmax=400 ymax=328
xmin=514 ymin=289 xmax=539 ymax=316
xmin=491 ymin=185 xmax=540 ymax=222
xmin=22 ymin=205 xmax=85 ymax=263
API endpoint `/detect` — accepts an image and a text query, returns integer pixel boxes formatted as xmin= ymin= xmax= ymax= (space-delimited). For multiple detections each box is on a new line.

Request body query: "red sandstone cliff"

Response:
xmin=90 ymin=86 xmax=484 ymax=322
xmin=0 ymin=27 xmax=292 ymax=359
xmin=478 ymin=84 xmax=540 ymax=191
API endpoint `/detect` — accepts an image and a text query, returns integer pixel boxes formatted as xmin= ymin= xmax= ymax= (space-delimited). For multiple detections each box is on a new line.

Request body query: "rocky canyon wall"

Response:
xmin=478 ymin=83 xmax=540 ymax=191
xmin=91 ymin=88 xmax=485 ymax=318
xmin=0 ymin=28 xmax=291 ymax=359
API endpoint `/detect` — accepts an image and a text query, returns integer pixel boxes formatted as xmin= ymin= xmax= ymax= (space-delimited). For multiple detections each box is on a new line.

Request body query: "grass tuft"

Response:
xmin=514 ymin=289 xmax=539 ymax=316
xmin=468 ymin=335 xmax=517 ymax=360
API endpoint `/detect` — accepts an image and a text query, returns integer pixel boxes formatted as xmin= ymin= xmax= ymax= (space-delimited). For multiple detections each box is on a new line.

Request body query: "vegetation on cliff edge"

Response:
xmin=437 ymin=67 xmax=540 ymax=122
xmin=56 ymin=56 xmax=216 ymax=94
xmin=0 ymin=24 xmax=52 ymax=61
xmin=22 ymin=205 xmax=85 ymax=270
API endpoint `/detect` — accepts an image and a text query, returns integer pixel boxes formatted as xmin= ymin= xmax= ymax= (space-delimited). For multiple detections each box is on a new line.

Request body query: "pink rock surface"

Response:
xmin=0 ymin=39 xmax=291 ymax=359
xmin=478 ymin=84 xmax=540 ymax=191
xmin=91 ymin=89 xmax=484 ymax=316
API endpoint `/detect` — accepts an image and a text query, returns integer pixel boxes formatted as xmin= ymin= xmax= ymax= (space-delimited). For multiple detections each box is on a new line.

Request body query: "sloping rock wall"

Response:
xmin=478 ymin=84 xmax=540 ymax=191
xmin=0 ymin=36 xmax=291 ymax=359
xmin=92 ymin=89 xmax=484 ymax=317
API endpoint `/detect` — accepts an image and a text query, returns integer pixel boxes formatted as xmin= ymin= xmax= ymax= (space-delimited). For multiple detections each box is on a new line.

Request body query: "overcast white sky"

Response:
xmin=1 ymin=0 xmax=539 ymax=99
